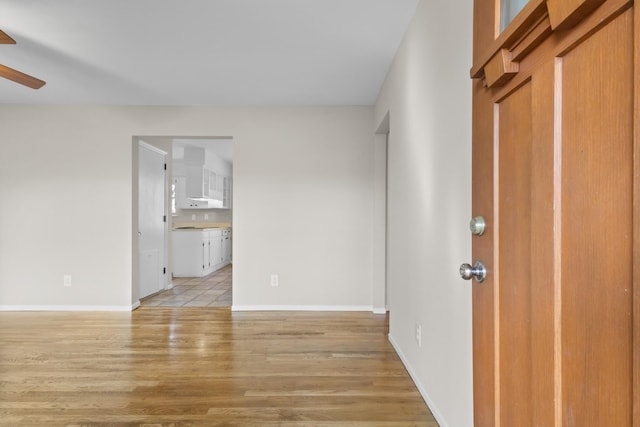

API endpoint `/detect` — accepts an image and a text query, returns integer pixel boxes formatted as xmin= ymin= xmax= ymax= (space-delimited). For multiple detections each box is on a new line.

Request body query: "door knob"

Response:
xmin=459 ymin=261 xmax=486 ymax=283
xmin=469 ymin=216 xmax=486 ymax=236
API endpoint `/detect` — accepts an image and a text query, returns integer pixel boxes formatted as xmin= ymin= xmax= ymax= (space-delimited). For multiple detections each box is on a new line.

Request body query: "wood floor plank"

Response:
xmin=0 ymin=308 xmax=438 ymax=426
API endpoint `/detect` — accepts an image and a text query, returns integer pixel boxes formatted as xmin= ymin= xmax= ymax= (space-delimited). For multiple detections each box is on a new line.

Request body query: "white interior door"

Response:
xmin=138 ymin=141 xmax=166 ymax=299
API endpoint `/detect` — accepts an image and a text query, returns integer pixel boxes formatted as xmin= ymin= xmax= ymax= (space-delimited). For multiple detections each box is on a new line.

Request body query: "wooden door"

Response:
xmin=469 ymin=0 xmax=639 ymax=425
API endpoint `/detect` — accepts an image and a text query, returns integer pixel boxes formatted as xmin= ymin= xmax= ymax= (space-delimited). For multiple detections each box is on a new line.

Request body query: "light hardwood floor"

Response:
xmin=0 ymin=308 xmax=439 ymax=426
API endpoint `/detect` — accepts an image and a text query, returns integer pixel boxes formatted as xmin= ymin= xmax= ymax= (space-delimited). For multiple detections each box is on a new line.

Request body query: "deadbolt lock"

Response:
xmin=469 ymin=216 xmax=486 ymax=236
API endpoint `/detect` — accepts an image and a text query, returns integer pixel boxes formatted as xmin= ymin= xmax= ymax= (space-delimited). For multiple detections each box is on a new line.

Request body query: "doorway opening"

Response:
xmin=133 ymin=136 xmax=234 ymax=309
xmin=374 ymin=112 xmax=390 ymax=318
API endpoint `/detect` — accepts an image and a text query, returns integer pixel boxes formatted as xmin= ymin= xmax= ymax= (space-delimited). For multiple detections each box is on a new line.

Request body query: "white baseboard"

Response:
xmin=388 ymin=334 xmax=448 ymax=427
xmin=0 ymin=305 xmax=135 ymax=312
xmin=131 ymin=301 xmax=141 ymax=310
xmin=372 ymin=307 xmax=388 ymax=314
xmin=232 ymin=305 xmax=374 ymax=312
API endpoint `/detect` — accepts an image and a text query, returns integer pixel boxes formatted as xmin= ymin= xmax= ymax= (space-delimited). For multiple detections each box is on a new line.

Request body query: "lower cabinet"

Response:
xmin=172 ymin=228 xmax=231 ymax=277
xmin=208 ymin=231 xmax=222 ymax=271
xmin=222 ymin=229 xmax=232 ymax=264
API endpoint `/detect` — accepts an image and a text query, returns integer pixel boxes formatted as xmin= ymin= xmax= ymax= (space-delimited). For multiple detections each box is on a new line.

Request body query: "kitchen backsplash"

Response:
xmin=173 ymin=208 xmax=232 ymax=224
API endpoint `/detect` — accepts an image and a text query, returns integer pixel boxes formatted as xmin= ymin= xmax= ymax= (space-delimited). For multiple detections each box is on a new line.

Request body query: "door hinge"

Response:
xmin=163 ymin=267 xmax=166 ymax=274
xmin=164 ymin=163 xmax=167 ymax=170
xmin=163 ymin=215 xmax=167 ymax=222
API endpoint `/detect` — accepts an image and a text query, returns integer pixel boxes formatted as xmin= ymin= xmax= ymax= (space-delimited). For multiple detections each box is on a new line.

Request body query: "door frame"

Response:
xmin=633 ymin=2 xmax=640 ymax=422
xmin=374 ymin=112 xmax=390 ymax=314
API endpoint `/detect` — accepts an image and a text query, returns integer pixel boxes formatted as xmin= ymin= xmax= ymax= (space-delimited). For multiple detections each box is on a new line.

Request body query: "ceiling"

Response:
xmin=0 ymin=0 xmax=419 ymax=105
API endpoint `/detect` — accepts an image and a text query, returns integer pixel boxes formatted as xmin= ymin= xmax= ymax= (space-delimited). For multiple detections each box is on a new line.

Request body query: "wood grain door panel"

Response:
xmin=529 ymin=60 xmax=556 ymax=427
xmin=496 ymin=82 xmax=534 ymax=427
xmin=471 ymin=1 xmax=636 ymax=426
xmin=558 ymin=9 xmax=633 ymax=425
xmin=471 ymin=76 xmax=496 ymax=427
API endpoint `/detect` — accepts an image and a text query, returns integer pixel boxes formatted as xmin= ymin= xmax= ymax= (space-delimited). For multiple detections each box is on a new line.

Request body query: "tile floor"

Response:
xmin=141 ymin=264 xmax=232 ymax=308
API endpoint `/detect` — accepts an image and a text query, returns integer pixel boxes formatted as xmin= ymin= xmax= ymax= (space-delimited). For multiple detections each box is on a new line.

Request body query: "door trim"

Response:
xmin=374 ymin=112 xmax=390 ymax=314
xmin=633 ymin=3 xmax=640 ymax=424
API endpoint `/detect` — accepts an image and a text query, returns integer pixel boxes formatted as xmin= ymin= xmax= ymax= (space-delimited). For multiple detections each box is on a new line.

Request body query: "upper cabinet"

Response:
xmin=185 ymin=164 xmax=207 ymax=199
xmin=223 ymin=175 xmax=232 ymax=209
xmin=173 ymin=145 xmax=232 ymax=210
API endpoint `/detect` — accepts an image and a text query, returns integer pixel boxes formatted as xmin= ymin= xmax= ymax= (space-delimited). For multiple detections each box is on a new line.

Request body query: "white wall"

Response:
xmin=233 ymin=108 xmax=375 ymax=308
xmin=374 ymin=1 xmax=473 ymax=426
xmin=0 ymin=106 xmax=374 ymax=310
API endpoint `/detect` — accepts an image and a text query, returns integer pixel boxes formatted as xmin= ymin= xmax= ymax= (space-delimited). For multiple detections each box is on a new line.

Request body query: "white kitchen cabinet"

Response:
xmin=202 ymin=232 xmax=210 ymax=271
xmin=185 ymin=164 xmax=212 ymax=199
xmin=173 ymin=145 xmax=232 ymax=210
xmin=172 ymin=230 xmax=205 ymax=277
xmin=222 ymin=229 xmax=232 ymax=263
xmin=172 ymin=177 xmax=186 ymax=213
xmin=208 ymin=229 xmax=223 ymax=269
xmin=207 ymin=169 xmax=219 ymax=200
xmin=174 ymin=174 xmax=223 ymax=209
xmin=174 ymin=176 xmax=212 ymax=210
xmin=222 ymin=176 xmax=232 ymax=209
xmin=172 ymin=228 xmax=227 ymax=277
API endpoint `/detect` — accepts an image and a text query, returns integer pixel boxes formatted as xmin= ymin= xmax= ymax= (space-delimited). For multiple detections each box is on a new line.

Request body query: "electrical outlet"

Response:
xmin=64 ymin=275 xmax=72 ymax=287
xmin=270 ymin=274 xmax=279 ymax=287
xmin=415 ymin=322 xmax=422 ymax=348
xmin=191 ymin=214 xmax=197 ymax=220
xmin=204 ymin=214 xmax=209 ymax=220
